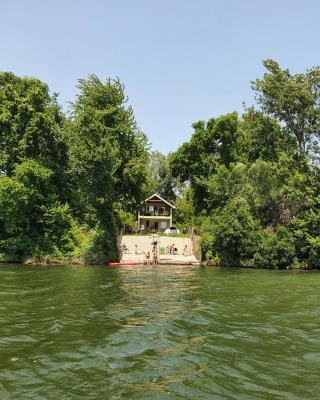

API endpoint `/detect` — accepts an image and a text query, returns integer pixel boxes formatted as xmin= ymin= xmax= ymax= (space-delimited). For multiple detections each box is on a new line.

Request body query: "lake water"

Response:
xmin=0 ymin=264 xmax=319 ymax=399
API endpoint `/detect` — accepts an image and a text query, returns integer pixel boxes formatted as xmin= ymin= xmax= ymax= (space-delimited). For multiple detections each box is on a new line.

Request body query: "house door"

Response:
xmin=154 ymin=222 xmax=158 ymax=231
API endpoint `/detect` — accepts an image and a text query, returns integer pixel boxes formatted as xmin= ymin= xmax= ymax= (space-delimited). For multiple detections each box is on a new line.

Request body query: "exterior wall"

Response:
xmin=137 ymin=195 xmax=175 ymax=231
xmin=139 ymin=218 xmax=170 ymax=230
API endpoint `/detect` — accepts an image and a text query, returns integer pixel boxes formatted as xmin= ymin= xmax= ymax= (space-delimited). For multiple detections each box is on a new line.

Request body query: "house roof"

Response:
xmin=143 ymin=193 xmax=176 ymax=209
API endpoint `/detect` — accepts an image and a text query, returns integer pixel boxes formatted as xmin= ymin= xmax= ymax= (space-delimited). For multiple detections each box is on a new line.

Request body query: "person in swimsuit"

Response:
xmin=152 ymin=244 xmax=159 ymax=265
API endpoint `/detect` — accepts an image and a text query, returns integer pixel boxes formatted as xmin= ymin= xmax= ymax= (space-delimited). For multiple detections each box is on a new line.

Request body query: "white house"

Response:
xmin=137 ymin=194 xmax=175 ymax=231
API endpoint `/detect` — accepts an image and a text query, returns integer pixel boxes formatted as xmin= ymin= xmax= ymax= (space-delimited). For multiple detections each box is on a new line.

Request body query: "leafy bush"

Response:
xmin=201 ymin=197 xmax=262 ymax=267
xmin=306 ymin=237 xmax=320 ymax=268
xmin=250 ymin=226 xmax=296 ymax=269
xmin=291 ymin=210 xmax=320 ymax=268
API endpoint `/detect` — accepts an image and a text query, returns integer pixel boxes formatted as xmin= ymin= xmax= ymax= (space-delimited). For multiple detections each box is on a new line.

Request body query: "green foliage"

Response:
xmin=244 ymin=156 xmax=315 ymax=226
xmin=0 ymin=163 xmax=76 ymax=262
xmin=42 ymin=204 xmax=76 ymax=255
xmin=0 ymin=72 xmax=149 ymax=263
xmin=3 ymin=60 xmax=320 ymax=268
xmin=0 ymin=176 xmax=29 ymax=235
xmin=148 ymin=151 xmax=183 ymax=203
xmin=14 ymin=159 xmax=54 ymax=206
xmin=306 ymin=237 xmax=320 ymax=268
xmin=250 ymin=226 xmax=296 ymax=269
xmin=84 ymin=223 xmax=118 ymax=264
xmin=66 ymin=75 xmax=149 ymax=261
xmin=252 ymin=59 xmax=320 ymax=153
xmin=175 ymin=186 xmax=195 ymax=227
xmin=115 ymin=207 xmax=136 ymax=232
xmin=170 ymin=113 xmax=238 ymax=212
xmin=201 ymin=197 xmax=261 ymax=267
xmin=171 ymin=59 xmax=320 ymax=268
xmin=0 ymin=72 xmax=68 ymax=181
xmin=170 ymin=113 xmax=238 ymax=181
xmin=68 ymin=75 xmax=149 ymax=211
xmin=204 ymin=163 xmax=246 ymax=211
xmin=236 ymin=107 xmax=288 ymax=163
xmin=290 ymin=209 xmax=320 ymax=268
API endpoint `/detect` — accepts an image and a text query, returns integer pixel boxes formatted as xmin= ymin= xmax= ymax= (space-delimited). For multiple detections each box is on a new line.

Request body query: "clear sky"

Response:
xmin=1 ymin=0 xmax=320 ymax=153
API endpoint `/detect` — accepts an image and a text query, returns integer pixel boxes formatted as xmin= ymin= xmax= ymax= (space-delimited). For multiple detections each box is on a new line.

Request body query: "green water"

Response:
xmin=0 ymin=265 xmax=319 ymax=399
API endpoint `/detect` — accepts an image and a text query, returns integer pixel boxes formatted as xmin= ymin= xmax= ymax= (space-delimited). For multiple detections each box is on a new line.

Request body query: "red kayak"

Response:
xmin=108 ymin=262 xmax=141 ymax=267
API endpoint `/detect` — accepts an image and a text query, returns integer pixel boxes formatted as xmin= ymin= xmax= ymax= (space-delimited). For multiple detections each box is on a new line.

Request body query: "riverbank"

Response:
xmin=23 ymin=257 xmax=85 ymax=266
xmin=1 ymin=258 xmax=318 ymax=270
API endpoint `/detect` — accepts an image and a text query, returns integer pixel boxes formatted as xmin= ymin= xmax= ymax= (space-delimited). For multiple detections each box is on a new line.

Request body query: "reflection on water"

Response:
xmin=0 ymin=265 xmax=319 ymax=399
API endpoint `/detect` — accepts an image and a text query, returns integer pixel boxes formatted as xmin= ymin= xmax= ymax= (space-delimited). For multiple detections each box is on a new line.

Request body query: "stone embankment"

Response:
xmin=120 ymin=235 xmax=199 ymax=265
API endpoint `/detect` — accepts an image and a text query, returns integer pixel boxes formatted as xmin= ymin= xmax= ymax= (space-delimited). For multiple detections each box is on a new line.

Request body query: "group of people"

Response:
xmin=144 ymin=241 xmax=159 ymax=265
xmin=121 ymin=241 xmax=190 ymax=265
xmin=163 ymin=244 xmax=189 ymax=256
xmin=121 ymin=244 xmax=129 ymax=253
xmin=165 ymin=244 xmax=178 ymax=255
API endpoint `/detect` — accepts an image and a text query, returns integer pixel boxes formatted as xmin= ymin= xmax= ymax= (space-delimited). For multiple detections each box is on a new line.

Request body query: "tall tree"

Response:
xmin=252 ymin=59 xmax=320 ymax=154
xmin=68 ymin=75 xmax=149 ymax=260
xmin=170 ymin=113 xmax=238 ymax=212
xmin=0 ymin=72 xmax=67 ymax=180
xmin=0 ymin=72 xmax=74 ymax=261
xmin=148 ymin=151 xmax=182 ymax=203
xmin=236 ymin=107 xmax=287 ymax=163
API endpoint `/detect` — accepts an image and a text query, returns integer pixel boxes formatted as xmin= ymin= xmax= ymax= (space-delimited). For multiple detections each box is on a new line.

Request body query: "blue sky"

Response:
xmin=1 ymin=0 xmax=320 ymax=153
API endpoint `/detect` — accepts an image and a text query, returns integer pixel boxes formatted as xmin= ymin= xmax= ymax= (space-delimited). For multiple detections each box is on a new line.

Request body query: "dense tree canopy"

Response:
xmin=2 ymin=59 xmax=320 ymax=268
xmin=0 ymin=72 xmax=149 ymax=263
xmin=0 ymin=72 xmax=67 ymax=178
xmin=67 ymin=75 xmax=150 ymax=261
xmin=252 ymin=59 xmax=320 ymax=154
xmin=171 ymin=60 xmax=320 ymax=268
xmin=69 ymin=75 xmax=149 ymax=207
xmin=170 ymin=113 xmax=238 ymax=212
xmin=148 ymin=151 xmax=183 ymax=203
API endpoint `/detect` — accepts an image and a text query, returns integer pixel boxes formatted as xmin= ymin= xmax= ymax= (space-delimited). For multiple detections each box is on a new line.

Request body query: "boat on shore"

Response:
xmin=107 ymin=262 xmax=141 ymax=267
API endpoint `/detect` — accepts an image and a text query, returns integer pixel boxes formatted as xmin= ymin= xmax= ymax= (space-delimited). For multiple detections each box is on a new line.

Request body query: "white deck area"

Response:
xmin=120 ymin=235 xmax=199 ymax=265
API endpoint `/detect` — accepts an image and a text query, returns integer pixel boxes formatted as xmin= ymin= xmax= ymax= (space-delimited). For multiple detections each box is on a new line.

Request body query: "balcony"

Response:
xmin=139 ymin=210 xmax=170 ymax=217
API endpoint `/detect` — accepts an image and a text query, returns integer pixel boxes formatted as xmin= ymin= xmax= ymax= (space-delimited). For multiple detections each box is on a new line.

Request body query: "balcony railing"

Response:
xmin=140 ymin=210 xmax=170 ymax=217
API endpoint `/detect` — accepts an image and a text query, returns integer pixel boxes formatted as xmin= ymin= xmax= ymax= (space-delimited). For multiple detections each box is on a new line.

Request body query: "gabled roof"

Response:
xmin=143 ymin=193 xmax=176 ymax=209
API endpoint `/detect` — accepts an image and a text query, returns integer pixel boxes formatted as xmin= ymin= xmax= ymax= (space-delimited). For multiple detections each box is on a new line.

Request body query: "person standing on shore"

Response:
xmin=183 ymin=244 xmax=188 ymax=256
xmin=152 ymin=244 xmax=159 ymax=264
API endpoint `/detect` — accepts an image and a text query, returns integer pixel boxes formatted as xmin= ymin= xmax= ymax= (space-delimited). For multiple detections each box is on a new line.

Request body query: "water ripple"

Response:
xmin=0 ymin=265 xmax=319 ymax=399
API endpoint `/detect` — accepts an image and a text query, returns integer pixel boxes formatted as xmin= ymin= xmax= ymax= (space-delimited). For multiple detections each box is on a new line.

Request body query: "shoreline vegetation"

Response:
xmin=1 ymin=59 xmax=320 ymax=269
